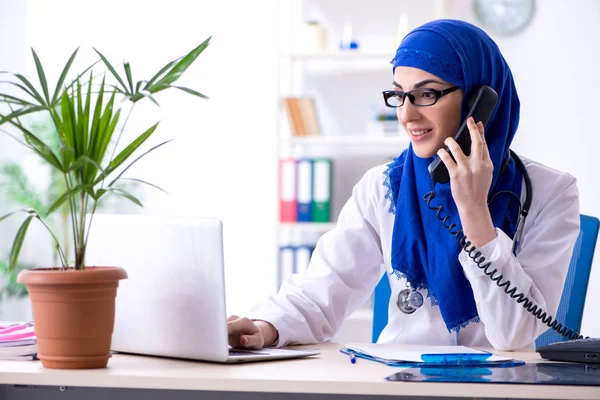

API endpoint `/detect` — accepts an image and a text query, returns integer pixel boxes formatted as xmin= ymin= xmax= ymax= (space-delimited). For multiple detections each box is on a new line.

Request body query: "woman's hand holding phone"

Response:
xmin=436 ymin=117 xmax=497 ymax=247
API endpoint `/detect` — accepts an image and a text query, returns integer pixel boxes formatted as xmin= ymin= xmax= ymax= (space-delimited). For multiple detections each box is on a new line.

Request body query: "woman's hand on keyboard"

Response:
xmin=227 ymin=315 xmax=279 ymax=349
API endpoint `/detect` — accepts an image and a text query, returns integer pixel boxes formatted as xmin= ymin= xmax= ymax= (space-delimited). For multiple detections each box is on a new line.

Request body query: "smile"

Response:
xmin=409 ymin=128 xmax=433 ymax=141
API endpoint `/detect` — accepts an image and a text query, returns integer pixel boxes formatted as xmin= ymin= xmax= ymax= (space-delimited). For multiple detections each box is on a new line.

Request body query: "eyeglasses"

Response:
xmin=382 ymin=86 xmax=460 ymax=108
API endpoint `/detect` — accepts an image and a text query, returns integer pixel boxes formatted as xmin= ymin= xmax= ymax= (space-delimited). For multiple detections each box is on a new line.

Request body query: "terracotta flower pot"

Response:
xmin=17 ymin=266 xmax=128 ymax=369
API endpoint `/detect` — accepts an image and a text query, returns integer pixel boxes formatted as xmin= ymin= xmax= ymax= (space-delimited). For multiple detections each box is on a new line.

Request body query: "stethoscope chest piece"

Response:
xmin=397 ymin=286 xmax=424 ymax=314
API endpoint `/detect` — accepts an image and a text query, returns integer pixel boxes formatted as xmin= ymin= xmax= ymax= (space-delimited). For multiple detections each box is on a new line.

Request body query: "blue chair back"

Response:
xmin=372 ymin=272 xmax=392 ymax=342
xmin=371 ymin=214 xmax=600 ymax=344
xmin=535 ymin=214 xmax=599 ymax=347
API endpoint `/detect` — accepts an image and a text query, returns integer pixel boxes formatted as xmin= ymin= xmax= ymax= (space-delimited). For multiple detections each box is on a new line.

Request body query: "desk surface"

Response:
xmin=1 ymin=342 xmax=598 ymax=399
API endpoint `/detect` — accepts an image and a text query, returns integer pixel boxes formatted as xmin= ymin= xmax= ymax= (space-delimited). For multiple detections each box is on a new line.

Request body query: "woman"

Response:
xmin=227 ymin=19 xmax=580 ymax=351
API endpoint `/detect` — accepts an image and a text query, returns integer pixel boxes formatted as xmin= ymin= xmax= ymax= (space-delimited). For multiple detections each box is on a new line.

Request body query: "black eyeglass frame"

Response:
xmin=382 ymin=86 xmax=460 ymax=108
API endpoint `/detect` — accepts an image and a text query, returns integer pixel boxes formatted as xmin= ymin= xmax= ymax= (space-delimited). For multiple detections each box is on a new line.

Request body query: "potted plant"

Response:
xmin=0 ymin=37 xmax=211 ymax=369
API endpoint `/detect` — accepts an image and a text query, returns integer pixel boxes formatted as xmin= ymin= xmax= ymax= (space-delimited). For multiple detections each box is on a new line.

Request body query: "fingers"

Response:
xmin=436 ymin=147 xmax=457 ymax=177
xmin=444 ymin=136 xmax=467 ymax=165
xmin=238 ymin=333 xmax=264 ymax=349
xmin=227 ymin=316 xmax=264 ymax=349
xmin=478 ymin=121 xmax=492 ymax=162
xmin=468 ymin=117 xmax=484 ymax=161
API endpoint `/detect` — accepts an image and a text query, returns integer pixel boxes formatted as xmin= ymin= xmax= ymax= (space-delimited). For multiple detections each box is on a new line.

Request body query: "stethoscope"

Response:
xmin=397 ymin=150 xmax=533 ymax=314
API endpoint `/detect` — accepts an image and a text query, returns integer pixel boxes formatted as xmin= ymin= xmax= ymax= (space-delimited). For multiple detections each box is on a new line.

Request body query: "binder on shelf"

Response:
xmin=296 ymin=158 xmax=313 ymax=222
xmin=311 ymin=158 xmax=332 ymax=223
xmin=279 ymin=158 xmax=297 ymax=222
xmin=279 ymin=246 xmax=295 ymax=287
xmin=294 ymin=245 xmax=314 ymax=275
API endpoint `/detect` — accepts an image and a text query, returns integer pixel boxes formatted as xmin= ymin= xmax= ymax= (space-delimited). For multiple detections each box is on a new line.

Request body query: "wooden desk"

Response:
xmin=0 ymin=342 xmax=598 ymax=400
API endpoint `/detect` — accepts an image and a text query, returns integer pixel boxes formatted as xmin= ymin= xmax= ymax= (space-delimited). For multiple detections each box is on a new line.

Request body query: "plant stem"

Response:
xmin=75 ymin=191 xmax=86 ymax=270
xmin=64 ymin=172 xmax=78 ymax=262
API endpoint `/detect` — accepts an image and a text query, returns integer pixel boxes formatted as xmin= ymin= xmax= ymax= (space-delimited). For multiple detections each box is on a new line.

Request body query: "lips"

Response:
xmin=410 ymin=129 xmax=432 ymax=136
xmin=408 ymin=128 xmax=433 ymax=142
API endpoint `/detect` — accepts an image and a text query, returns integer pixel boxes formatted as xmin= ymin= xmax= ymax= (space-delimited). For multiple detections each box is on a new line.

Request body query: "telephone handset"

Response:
xmin=428 ymin=86 xmax=499 ymax=183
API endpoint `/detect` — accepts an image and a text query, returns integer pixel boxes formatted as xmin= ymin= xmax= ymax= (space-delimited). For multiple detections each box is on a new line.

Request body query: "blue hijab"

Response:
xmin=385 ymin=20 xmax=522 ymax=332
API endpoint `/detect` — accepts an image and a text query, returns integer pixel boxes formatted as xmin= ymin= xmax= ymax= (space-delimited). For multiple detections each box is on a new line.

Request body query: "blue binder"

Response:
xmin=296 ymin=158 xmax=313 ymax=222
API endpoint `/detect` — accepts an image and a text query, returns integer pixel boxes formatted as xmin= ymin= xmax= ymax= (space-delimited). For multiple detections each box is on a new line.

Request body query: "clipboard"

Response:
xmin=340 ymin=344 xmax=525 ymax=368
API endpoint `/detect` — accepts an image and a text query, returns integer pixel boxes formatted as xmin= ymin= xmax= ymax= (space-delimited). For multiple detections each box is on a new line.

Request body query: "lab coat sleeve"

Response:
xmin=247 ymin=169 xmax=385 ymax=347
xmin=458 ymin=173 xmax=580 ymax=350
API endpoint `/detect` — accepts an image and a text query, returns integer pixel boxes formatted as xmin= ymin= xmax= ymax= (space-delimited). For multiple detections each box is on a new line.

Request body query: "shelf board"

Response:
xmin=279 ymin=222 xmax=336 ymax=232
xmin=280 ymin=51 xmax=391 ymax=61
xmin=282 ymin=136 xmax=410 ymax=147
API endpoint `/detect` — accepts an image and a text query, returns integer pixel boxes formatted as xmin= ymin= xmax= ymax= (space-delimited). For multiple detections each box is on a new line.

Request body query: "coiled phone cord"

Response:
xmin=422 ymin=187 xmax=587 ymax=341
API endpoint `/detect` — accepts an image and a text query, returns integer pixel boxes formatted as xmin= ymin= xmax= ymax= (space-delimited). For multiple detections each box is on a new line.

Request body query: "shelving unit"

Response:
xmin=274 ymin=0 xmax=410 ymax=290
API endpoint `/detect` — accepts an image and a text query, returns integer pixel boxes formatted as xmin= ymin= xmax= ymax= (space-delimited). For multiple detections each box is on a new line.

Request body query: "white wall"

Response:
xmin=0 ymin=0 xmax=32 ymax=319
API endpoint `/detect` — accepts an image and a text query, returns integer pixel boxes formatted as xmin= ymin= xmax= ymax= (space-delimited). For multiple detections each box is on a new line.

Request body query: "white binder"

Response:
xmin=279 ymin=246 xmax=295 ymax=286
xmin=294 ymin=246 xmax=313 ymax=275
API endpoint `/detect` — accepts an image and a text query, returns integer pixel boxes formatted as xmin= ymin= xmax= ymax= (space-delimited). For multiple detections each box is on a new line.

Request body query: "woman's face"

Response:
xmin=393 ymin=66 xmax=463 ymax=158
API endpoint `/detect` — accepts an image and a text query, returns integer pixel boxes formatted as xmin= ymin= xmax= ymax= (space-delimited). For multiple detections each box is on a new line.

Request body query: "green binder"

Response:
xmin=311 ymin=158 xmax=332 ymax=222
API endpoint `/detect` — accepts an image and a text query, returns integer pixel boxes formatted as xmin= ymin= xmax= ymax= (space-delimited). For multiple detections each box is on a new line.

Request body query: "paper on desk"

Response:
xmin=344 ymin=343 xmax=514 ymax=362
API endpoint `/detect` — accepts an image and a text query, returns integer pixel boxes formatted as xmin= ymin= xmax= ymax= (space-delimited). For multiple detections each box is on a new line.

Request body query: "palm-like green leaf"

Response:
xmin=124 ymin=62 xmax=134 ymax=94
xmin=139 ymin=91 xmax=160 ymax=106
xmin=107 ymin=139 xmax=173 ymax=187
xmin=147 ymin=36 xmax=212 ymax=93
xmin=9 ymin=122 xmax=63 ymax=171
xmin=46 ymin=184 xmax=89 ymax=215
xmin=94 ymin=37 xmax=211 ymax=104
xmin=115 ymin=177 xmax=168 ymax=194
xmin=0 ymin=209 xmax=33 ymax=224
xmin=0 ymin=93 xmax=36 ymax=106
xmin=59 ymin=146 xmax=75 ymax=172
xmin=96 ymin=187 xmax=142 ymax=207
xmin=9 ymin=215 xmax=34 ymax=269
xmin=173 ymin=85 xmax=209 ymax=100
xmin=14 ymin=73 xmax=46 ymax=106
xmin=52 ymin=47 xmax=79 ymax=104
xmin=68 ymin=155 xmax=104 ymax=175
xmin=31 ymin=49 xmax=50 ymax=105
xmin=0 ymin=79 xmax=37 ymax=103
xmin=94 ymin=48 xmax=129 ymax=95
xmin=94 ymin=122 xmax=160 ymax=184
xmin=0 ymin=105 xmax=46 ymax=127
xmin=142 ymin=58 xmax=181 ymax=91
xmin=58 ymin=77 xmax=119 ymax=185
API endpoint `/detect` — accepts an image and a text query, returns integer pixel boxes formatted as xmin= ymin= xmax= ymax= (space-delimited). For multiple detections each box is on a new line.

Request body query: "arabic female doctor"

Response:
xmin=227 ymin=19 xmax=580 ymax=351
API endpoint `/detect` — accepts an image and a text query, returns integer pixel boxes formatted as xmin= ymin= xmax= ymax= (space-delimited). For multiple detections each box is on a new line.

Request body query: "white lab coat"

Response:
xmin=248 ymin=155 xmax=580 ymax=350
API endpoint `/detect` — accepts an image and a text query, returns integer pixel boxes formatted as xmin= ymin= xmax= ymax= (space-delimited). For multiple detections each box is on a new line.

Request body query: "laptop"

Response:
xmin=85 ymin=214 xmax=320 ymax=363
